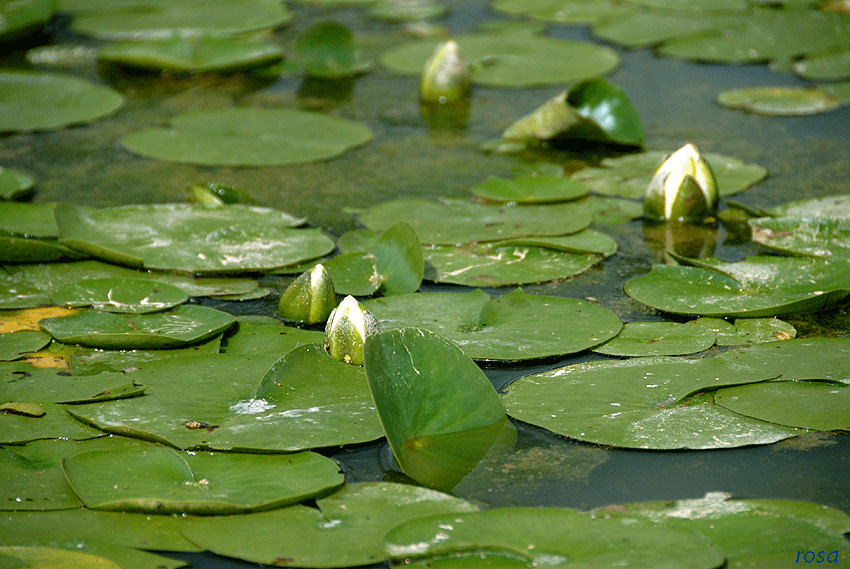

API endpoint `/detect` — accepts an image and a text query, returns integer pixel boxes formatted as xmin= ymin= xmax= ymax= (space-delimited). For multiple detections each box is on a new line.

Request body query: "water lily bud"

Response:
xmin=325 ymin=295 xmax=380 ymax=366
xmin=420 ymin=40 xmax=471 ymax=104
xmin=643 ymin=143 xmax=719 ymax=222
xmin=277 ymin=264 xmax=337 ymax=324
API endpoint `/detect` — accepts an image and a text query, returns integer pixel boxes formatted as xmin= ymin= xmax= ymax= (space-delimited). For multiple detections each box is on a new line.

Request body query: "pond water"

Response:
xmin=2 ymin=1 xmax=849 ymax=568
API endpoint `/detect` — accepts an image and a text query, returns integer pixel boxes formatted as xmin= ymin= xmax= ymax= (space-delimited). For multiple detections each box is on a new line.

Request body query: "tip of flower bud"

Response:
xmin=643 ymin=143 xmax=719 ymax=222
xmin=277 ymin=264 xmax=337 ymax=324
xmin=325 ymin=296 xmax=380 ymax=366
xmin=420 ymin=40 xmax=472 ymax=104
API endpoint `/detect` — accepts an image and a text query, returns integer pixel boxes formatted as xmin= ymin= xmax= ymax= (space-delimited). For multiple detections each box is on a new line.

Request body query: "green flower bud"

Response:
xmin=324 ymin=295 xmax=380 ymax=366
xmin=420 ymin=40 xmax=471 ymax=104
xmin=188 ymin=183 xmax=253 ymax=207
xmin=643 ymin=143 xmax=719 ymax=222
xmin=277 ymin=264 xmax=337 ymax=324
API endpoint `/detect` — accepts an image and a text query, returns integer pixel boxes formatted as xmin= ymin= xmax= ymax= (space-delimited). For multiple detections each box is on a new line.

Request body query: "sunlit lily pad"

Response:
xmin=365 ymin=327 xmax=507 ymax=490
xmin=592 ymin=10 xmax=739 ymax=49
xmin=0 ymin=71 xmax=124 ymax=133
xmin=1 ymin=402 xmax=103 ymax=445
xmin=55 ymin=203 xmax=334 ymax=274
xmin=750 ymin=217 xmax=850 ymax=258
xmin=98 ymin=35 xmax=284 ymax=73
xmin=624 ymin=255 xmax=850 ymax=317
xmin=179 ymin=482 xmax=479 ymax=567
xmin=0 ymin=331 xmax=51 ymax=361
xmin=492 ymin=0 xmax=640 ymax=25
xmin=51 ymin=278 xmax=189 ymax=313
xmin=384 ymin=507 xmax=724 ymax=568
xmin=39 ymin=304 xmax=235 ymax=349
xmin=717 ymin=86 xmax=842 ymax=116
xmin=358 ymin=198 xmax=592 ymax=245
xmin=592 ymin=321 xmax=717 ymax=357
xmin=716 ymin=338 xmax=850 ymax=382
xmin=220 ymin=319 xmax=324 ymax=356
xmin=571 ymin=150 xmax=767 ymax=199
xmin=0 ymin=546 xmax=120 ymax=569
xmin=793 ymin=47 xmax=850 ymax=80
xmin=68 ymin=0 xmax=294 ymax=40
xmin=501 ymin=355 xmax=802 ymax=449
xmin=370 ymin=0 xmax=447 ymax=21
xmin=121 ymin=108 xmax=373 ymax=167
xmin=715 ymin=317 xmax=796 ymax=346
xmin=62 ymin=446 xmax=342 ymax=514
xmin=1 ymin=360 xmax=147 ymax=403
xmin=66 ymin=337 xmax=221 ymax=376
xmin=768 ymin=194 xmax=850 ymax=219
xmin=296 ymin=21 xmax=372 ymax=77
xmin=716 ymin=381 xmax=849 ymax=431
xmin=380 ymin=33 xmax=619 ymax=88
xmin=0 ymin=542 xmax=181 ymax=569
xmin=0 ymin=167 xmax=34 ymax=200
xmin=365 ymin=289 xmax=622 ymax=361
xmin=470 ymin=175 xmax=588 ymax=204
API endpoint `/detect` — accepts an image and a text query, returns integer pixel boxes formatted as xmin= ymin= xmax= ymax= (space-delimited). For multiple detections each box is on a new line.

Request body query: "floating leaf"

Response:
xmin=371 ymin=0 xmax=447 ymax=21
xmin=768 ymin=194 xmax=850 ymax=219
xmin=179 ymin=482 xmax=479 ymax=567
xmin=470 ymin=175 xmax=588 ymax=204
xmin=365 ymin=327 xmax=507 ymax=490
xmin=39 ymin=304 xmax=235 ymax=349
xmin=716 ymin=86 xmax=842 ymax=116
xmin=624 ymin=255 xmax=850 ymax=317
xmin=0 ymin=546 xmax=121 ymax=569
xmin=0 ymin=0 xmax=56 ymax=39
xmin=51 ymin=278 xmax=189 ymax=314
xmin=98 ymin=34 xmax=283 ymax=73
xmin=592 ymin=321 xmax=717 ymax=357
xmin=295 ymin=21 xmax=371 ymax=78
xmin=1 ymin=361 xmax=147 ymax=404
xmin=492 ymin=0 xmax=640 ymax=25
xmin=358 ymin=198 xmax=592 ymax=245
xmin=716 ymin=338 xmax=850 ymax=382
xmin=380 ymin=33 xmax=619 ymax=88
xmin=501 ymin=355 xmax=804 ymax=449
xmin=0 ymin=71 xmax=124 ymax=133
xmin=365 ymin=289 xmax=622 ymax=361
xmin=55 ymin=203 xmax=334 ymax=274
xmin=0 ymin=331 xmax=51 ymax=361
xmin=62 ymin=446 xmax=342 ymax=514
xmin=716 ymin=381 xmax=849 ymax=431
xmin=715 ymin=317 xmax=796 ymax=346
xmin=0 ymin=167 xmax=34 ymax=200
xmin=793 ymin=47 xmax=850 ymax=81
xmin=0 ymin=542 xmax=181 ymax=569
xmin=1 ymin=402 xmax=103 ymax=445
xmin=121 ymin=108 xmax=373 ymax=167
xmin=750 ymin=217 xmax=850 ymax=259
xmin=383 ymin=507 xmax=724 ymax=568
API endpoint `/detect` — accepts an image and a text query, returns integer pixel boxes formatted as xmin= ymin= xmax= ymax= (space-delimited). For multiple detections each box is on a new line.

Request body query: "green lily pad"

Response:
xmin=62 ymin=446 xmax=342 ymax=514
xmin=501 ymin=355 xmax=805 ymax=449
xmin=1 ymin=361 xmax=147 ymax=403
xmin=716 ymin=381 xmax=849 ymax=431
xmin=0 ymin=71 xmax=124 ymax=133
xmin=358 ymin=198 xmax=592 ymax=245
xmin=571 ymin=150 xmax=767 ymax=199
xmin=380 ymin=33 xmax=619 ymax=88
xmin=370 ymin=0 xmax=447 ymax=21
xmin=606 ymin=493 xmax=850 ymax=567
xmin=715 ymin=317 xmax=796 ymax=346
xmin=715 ymin=338 xmax=850 ymax=382
xmin=0 ymin=202 xmax=59 ymax=238
xmin=0 ymin=331 xmax=51 ymax=361
xmin=365 ymin=327 xmax=507 ymax=490
xmin=1 ymin=402 xmax=103 ymax=445
xmin=750 ymin=217 xmax=850 ymax=259
xmin=365 ymin=289 xmax=622 ymax=361
xmin=624 ymin=255 xmax=850 ymax=317
xmin=98 ymin=34 xmax=284 ymax=73
xmin=69 ymin=0 xmax=294 ymax=40
xmin=717 ymin=86 xmax=842 ymax=116
xmin=492 ymin=0 xmax=640 ymax=25
xmin=220 ymin=319 xmax=325 ymax=356
xmin=121 ymin=108 xmax=373 ymax=167
xmin=0 ymin=0 xmax=56 ymax=39
xmin=296 ymin=21 xmax=372 ymax=78
xmin=0 ymin=542 xmax=181 ymax=569
xmin=55 ymin=203 xmax=334 ymax=274
xmin=383 ymin=507 xmax=724 ymax=568
xmin=592 ymin=10 xmax=740 ymax=49
xmin=39 ymin=304 xmax=235 ymax=349
xmin=470 ymin=175 xmax=588 ymax=204
xmin=179 ymin=482 xmax=479 ymax=567
xmin=0 ymin=235 xmax=85 ymax=264
xmin=0 ymin=167 xmax=34 ymax=200
xmin=793 ymin=47 xmax=850 ymax=80
xmin=768 ymin=194 xmax=850 ymax=219
xmin=51 ymin=278 xmax=189 ymax=314
xmin=0 ymin=546 xmax=120 ymax=569
xmin=592 ymin=321 xmax=717 ymax=357
xmin=65 ymin=336 xmax=222 ymax=376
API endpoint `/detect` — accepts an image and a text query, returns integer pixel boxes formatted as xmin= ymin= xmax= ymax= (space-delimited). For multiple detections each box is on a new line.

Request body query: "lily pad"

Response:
xmin=39 ymin=304 xmax=235 ymax=349
xmin=55 ymin=203 xmax=334 ymax=274
xmin=0 ymin=331 xmax=51 ymax=361
xmin=370 ymin=0 xmax=447 ymax=21
xmin=1 ymin=361 xmax=147 ymax=404
xmin=768 ymin=194 xmax=850 ymax=219
xmin=1 ymin=402 xmax=103 ymax=445
xmin=365 ymin=327 xmax=507 ymax=490
xmin=0 ymin=0 xmax=56 ymax=39
xmin=62 ymin=446 xmax=342 ymax=514
xmin=364 ymin=289 xmax=622 ymax=361
xmin=296 ymin=21 xmax=372 ymax=78
xmin=470 ymin=175 xmax=588 ymax=204
xmin=793 ymin=46 xmax=850 ymax=81
xmin=0 ymin=167 xmax=34 ymax=200
xmin=69 ymin=0 xmax=294 ymax=40
xmin=383 ymin=507 xmax=724 ymax=569
xmin=717 ymin=86 xmax=842 ymax=116
xmin=501 ymin=355 xmax=802 ymax=449
xmin=492 ymin=0 xmax=640 ymax=25
xmin=0 ymin=543 xmax=181 ymax=569
xmin=624 ymin=255 xmax=850 ymax=317
xmin=571 ymin=150 xmax=767 ymax=199
xmin=380 ymin=33 xmax=619 ymax=88
xmin=98 ymin=35 xmax=284 ymax=73
xmin=51 ymin=278 xmax=189 ymax=314
xmin=179 ymin=482 xmax=479 ymax=567
xmin=750 ymin=217 xmax=850 ymax=259
xmin=715 ymin=338 xmax=850 ymax=382
xmin=0 ymin=71 xmax=124 ymax=133
xmin=715 ymin=317 xmax=796 ymax=346
xmin=716 ymin=381 xmax=849 ymax=431
xmin=358 ymin=198 xmax=592 ymax=245
xmin=592 ymin=321 xmax=717 ymax=357
xmin=121 ymin=108 xmax=373 ymax=167
xmin=219 ymin=319 xmax=325 ymax=356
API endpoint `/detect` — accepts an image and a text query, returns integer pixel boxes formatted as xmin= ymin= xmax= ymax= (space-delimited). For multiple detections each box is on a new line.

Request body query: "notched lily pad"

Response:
xmin=592 ymin=321 xmax=717 ymax=357
xmin=470 ymin=175 xmax=588 ymax=204
xmin=51 ymin=278 xmax=189 ymax=313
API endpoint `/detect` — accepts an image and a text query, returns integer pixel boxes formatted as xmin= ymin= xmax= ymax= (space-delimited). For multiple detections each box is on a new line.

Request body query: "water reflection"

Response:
xmin=642 ymin=220 xmax=717 ymax=265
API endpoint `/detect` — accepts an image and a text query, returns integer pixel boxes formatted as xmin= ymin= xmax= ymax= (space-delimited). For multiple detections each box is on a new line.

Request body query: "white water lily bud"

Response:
xmin=277 ymin=264 xmax=337 ymax=324
xmin=420 ymin=40 xmax=471 ymax=104
xmin=643 ymin=143 xmax=719 ymax=222
xmin=325 ymin=295 xmax=380 ymax=366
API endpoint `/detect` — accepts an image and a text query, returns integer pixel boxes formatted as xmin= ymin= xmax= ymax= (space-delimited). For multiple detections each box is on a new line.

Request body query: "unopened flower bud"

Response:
xmin=277 ymin=264 xmax=336 ymax=324
xmin=324 ymin=295 xmax=380 ymax=365
xmin=643 ymin=143 xmax=719 ymax=222
xmin=420 ymin=40 xmax=471 ymax=104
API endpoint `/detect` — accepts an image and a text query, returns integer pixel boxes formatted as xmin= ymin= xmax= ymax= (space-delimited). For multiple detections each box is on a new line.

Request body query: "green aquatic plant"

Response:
xmin=295 ymin=21 xmax=372 ymax=78
xmin=324 ymin=295 xmax=380 ymax=365
xmin=419 ymin=40 xmax=471 ymax=104
xmin=642 ymin=143 xmax=719 ymax=222
xmin=277 ymin=264 xmax=337 ymax=324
